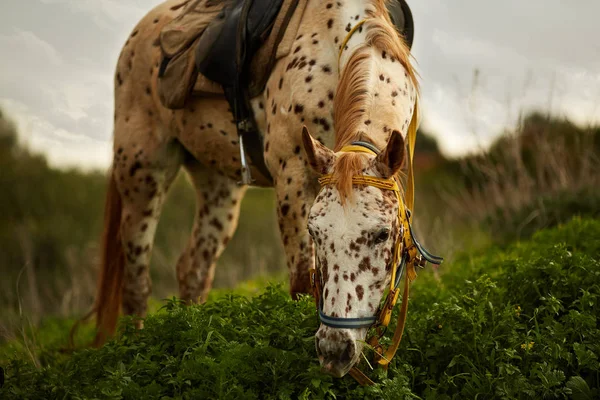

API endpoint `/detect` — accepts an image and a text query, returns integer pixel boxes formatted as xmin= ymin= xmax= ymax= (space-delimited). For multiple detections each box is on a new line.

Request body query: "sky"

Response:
xmin=1 ymin=0 xmax=599 ymax=171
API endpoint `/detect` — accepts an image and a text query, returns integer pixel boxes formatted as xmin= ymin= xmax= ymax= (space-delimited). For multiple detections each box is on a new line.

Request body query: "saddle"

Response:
xmin=158 ymin=0 xmax=302 ymax=102
xmin=158 ymin=0 xmax=304 ymax=182
xmin=157 ymin=0 xmax=415 ymax=184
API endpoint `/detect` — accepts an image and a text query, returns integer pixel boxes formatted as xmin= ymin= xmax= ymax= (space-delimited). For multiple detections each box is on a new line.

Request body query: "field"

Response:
xmin=0 ymin=108 xmax=599 ymax=398
xmin=1 ymin=217 xmax=599 ymax=399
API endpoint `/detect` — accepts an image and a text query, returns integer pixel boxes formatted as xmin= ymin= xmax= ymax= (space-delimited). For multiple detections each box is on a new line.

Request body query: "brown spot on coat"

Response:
xmin=359 ymin=257 xmax=371 ymax=272
xmin=210 ymin=218 xmax=224 ymax=231
xmin=356 ymin=285 xmax=364 ymax=301
xmin=129 ymin=161 xmax=142 ymax=177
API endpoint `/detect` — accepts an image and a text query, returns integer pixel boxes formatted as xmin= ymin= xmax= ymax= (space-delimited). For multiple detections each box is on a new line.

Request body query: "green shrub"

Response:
xmin=402 ymin=216 xmax=600 ymax=398
xmin=1 ymin=218 xmax=598 ymax=399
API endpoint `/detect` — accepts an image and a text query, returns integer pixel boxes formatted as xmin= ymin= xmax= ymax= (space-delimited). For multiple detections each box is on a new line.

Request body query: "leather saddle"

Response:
xmin=195 ymin=0 xmax=284 ymax=90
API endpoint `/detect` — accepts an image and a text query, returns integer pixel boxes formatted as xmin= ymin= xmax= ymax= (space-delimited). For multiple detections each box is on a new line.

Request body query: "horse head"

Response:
xmin=303 ymin=126 xmax=413 ymax=377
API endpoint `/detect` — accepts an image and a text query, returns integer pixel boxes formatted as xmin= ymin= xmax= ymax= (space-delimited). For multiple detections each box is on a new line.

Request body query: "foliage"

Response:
xmin=414 ymin=129 xmax=443 ymax=155
xmin=1 ymin=217 xmax=598 ymax=399
xmin=2 ymin=106 xmax=597 ymax=335
xmin=400 ymin=216 xmax=600 ymax=399
xmin=437 ymin=112 xmax=600 ymax=193
xmin=0 ymin=109 xmax=106 ymax=325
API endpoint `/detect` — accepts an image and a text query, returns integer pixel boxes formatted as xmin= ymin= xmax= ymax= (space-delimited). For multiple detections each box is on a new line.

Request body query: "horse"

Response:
xmin=92 ymin=0 xmax=423 ymax=380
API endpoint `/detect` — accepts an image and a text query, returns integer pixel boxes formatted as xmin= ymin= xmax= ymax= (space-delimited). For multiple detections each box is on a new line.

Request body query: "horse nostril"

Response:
xmin=339 ymin=339 xmax=355 ymax=364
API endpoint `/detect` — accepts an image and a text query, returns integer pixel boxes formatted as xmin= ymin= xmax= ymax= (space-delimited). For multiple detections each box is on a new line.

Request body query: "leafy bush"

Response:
xmin=402 ymin=216 xmax=600 ymax=399
xmin=1 ymin=217 xmax=598 ymax=399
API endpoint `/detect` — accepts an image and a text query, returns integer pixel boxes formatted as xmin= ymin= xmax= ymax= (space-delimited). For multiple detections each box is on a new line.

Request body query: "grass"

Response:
xmin=1 ymin=217 xmax=598 ymax=399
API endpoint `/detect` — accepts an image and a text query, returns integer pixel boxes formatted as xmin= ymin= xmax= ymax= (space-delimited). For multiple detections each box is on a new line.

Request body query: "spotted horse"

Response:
xmin=88 ymin=0 xmax=441 ymax=384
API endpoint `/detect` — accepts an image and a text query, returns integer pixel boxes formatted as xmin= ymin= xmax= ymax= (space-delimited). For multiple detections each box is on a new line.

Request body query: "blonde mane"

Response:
xmin=332 ymin=0 xmax=420 ymax=201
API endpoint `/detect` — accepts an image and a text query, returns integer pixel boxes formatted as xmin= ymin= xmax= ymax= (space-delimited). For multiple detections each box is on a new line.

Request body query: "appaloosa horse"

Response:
xmin=93 ymin=0 xmax=423 ymax=380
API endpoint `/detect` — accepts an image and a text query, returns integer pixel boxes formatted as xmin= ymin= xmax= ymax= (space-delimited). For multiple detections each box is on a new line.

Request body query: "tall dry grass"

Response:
xmin=408 ymin=67 xmax=599 ymax=266
xmin=444 ymin=116 xmax=599 ymax=225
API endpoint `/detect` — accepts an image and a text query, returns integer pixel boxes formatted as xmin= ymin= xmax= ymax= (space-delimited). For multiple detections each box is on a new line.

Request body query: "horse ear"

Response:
xmin=302 ymin=126 xmax=334 ymax=174
xmin=375 ymin=130 xmax=405 ymax=178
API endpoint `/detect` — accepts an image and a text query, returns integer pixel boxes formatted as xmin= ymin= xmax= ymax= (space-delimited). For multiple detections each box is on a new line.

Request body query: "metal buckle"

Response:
xmin=237 ymin=119 xmax=252 ymax=132
xmin=377 ymin=289 xmax=397 ymax=327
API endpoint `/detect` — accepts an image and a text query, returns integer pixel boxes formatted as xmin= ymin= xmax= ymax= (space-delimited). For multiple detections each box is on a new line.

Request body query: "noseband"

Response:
xmin=308 ymin=140 xmax=443 ymax=385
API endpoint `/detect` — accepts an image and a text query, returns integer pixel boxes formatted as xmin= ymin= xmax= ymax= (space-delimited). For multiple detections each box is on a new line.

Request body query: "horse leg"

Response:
xmin=114 ymin=137 xmax=183 ymax=326
xmin=175 ymin=160 xmax=247 ymax=303
xmin=272 ymin=157 xmax=319 ymax=299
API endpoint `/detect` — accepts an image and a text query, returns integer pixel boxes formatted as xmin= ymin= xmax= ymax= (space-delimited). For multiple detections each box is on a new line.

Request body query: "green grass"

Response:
xmin=1 ymin=217 xmax=599 ymax=399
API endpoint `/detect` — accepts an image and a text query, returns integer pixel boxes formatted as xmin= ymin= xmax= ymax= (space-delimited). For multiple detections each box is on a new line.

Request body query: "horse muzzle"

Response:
xmin=315 ymin=327 xmax=362 ymax=378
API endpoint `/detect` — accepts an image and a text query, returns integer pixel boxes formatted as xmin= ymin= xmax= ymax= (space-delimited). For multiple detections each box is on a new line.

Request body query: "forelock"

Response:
xmin=331 ymin=153 xmax=371 ymax=204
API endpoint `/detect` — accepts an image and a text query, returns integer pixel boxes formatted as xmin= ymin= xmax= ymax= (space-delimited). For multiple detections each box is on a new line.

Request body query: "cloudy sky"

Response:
xmin=1 ymin=0 xmax=598 ymax=171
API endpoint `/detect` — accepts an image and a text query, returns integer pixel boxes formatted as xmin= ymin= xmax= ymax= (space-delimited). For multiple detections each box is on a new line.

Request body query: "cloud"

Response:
xmin=1 ymin=98 xmax=111 ymax=171
xmin=0 ymin=28 xmax=63 ymax=76
xmin=419 ymin=82 xmax=503 ymax=157
xmin=0 ymin=27 xmax=115 ymax=169
xmin=0 ymin=0 xmax=599 ymax=172
xmin=1 ymin=28 xmax=63 ymax=67
xmin=38 ymin=0 xmax=160 ymax=29
xmin=409 ymin=0 xmax=600 ymax=158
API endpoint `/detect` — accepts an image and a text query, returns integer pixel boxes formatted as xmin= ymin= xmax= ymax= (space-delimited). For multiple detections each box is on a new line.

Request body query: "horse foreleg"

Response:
xmin=175 ymin=160 xmax=247 ymax=304
xmin=273 ymin=158 xmax=319 ymax=299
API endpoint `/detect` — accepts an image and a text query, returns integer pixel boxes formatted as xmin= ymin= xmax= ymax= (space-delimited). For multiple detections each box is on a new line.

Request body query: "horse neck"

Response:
xmin=334 ymin=45 xmax=417 ymax=153
xmin=296 ymin=0 xmax=417 ymax=151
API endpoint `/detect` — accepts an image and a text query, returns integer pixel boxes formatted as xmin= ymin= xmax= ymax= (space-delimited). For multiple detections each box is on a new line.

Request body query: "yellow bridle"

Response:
xmin=309 ymin=16 xmax=439 ymax=386
xmin=337 ymin=19 xmax=368 ymax=73
xmin=309 ymin=141 xmax=418 ymax=385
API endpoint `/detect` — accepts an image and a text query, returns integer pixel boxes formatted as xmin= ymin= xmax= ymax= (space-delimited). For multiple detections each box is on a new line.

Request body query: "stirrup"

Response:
xmin=238 ymin=133 xmax=254 ymax=185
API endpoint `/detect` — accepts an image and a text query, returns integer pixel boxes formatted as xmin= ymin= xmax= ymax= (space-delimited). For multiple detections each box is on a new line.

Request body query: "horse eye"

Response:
xmin=374 ymin=228 xmax=390 ymax=244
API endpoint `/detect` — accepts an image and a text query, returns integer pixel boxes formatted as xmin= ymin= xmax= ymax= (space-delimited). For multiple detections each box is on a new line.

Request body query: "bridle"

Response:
xmin=309 ymin=15 xmax=442 ymax=385
xmin=308 ymin=137 xmax=443 ymax=386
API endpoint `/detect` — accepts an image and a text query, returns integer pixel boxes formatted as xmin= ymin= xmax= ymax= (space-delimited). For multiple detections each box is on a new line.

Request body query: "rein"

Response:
xmin=309 ymin=137 xmax=443 ymax=386
xmin=337 ymin=19 xmax=367 ymax=72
